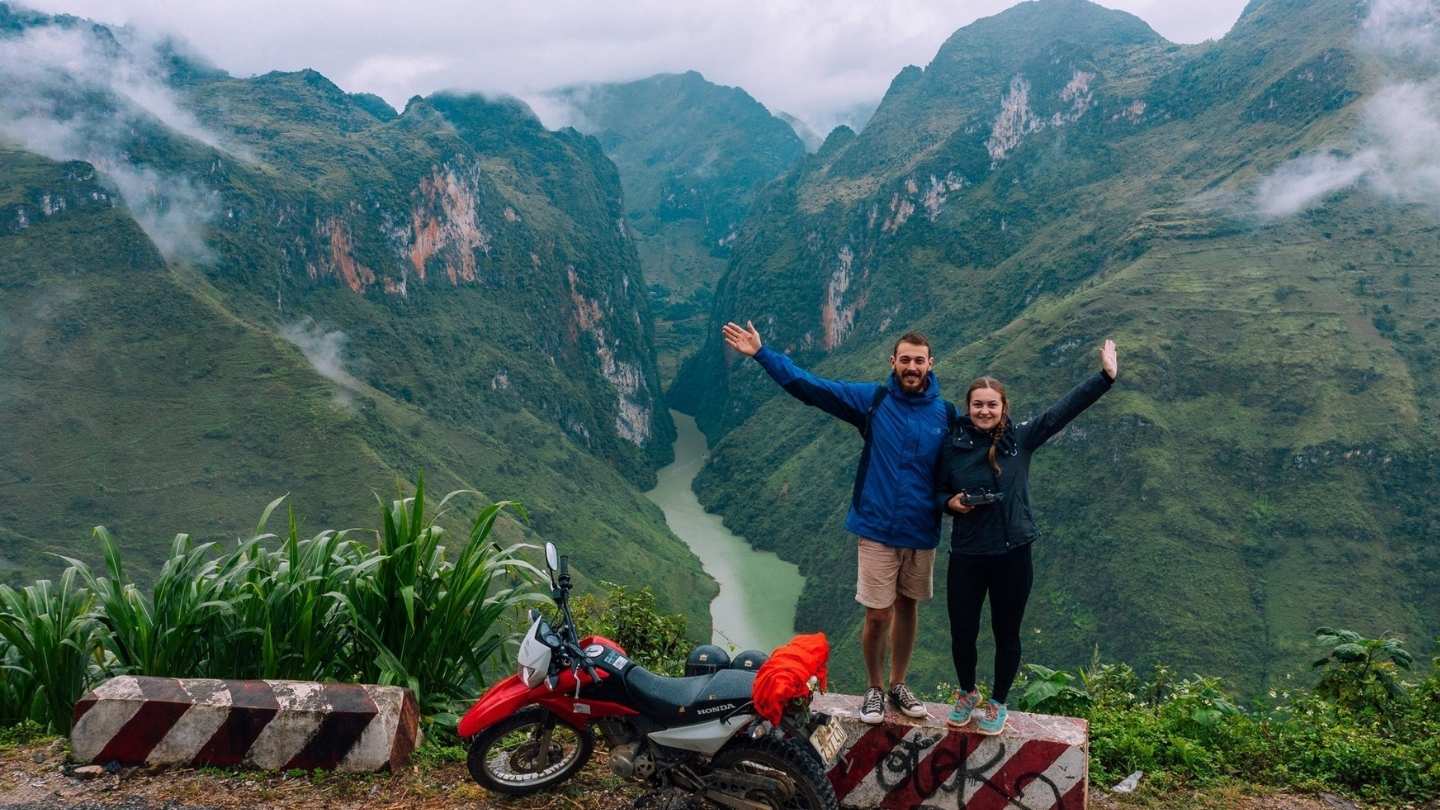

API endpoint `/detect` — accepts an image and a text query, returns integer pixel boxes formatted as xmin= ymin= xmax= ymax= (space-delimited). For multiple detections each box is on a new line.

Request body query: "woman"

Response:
xmin=939 ymin=339 xmax=1117 ymax=734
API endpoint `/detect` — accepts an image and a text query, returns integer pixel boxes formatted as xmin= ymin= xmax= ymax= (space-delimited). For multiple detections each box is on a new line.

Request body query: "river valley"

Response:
xmin=644 ymin=411 xmax=805 ymax=652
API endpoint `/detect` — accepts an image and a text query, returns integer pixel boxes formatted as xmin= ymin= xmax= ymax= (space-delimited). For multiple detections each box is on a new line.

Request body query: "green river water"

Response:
xmin=644 ymin=410 xmax=805 ymax=652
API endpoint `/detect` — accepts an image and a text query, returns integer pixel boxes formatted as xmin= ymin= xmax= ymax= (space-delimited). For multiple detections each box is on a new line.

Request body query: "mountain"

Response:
xmin=672 ymin=0 xmax=1438 ymax=694
xmin=545 ymin=72 xmax=807 ymax=387
xmin=0 ymin=4 xmax=715 ymax=631
xmin=775 ymin=112 xmax=824 ymax=153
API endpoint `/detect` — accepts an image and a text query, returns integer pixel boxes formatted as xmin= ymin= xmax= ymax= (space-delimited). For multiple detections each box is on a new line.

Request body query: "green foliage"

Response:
xmin=333 ymin=474 xmax=546 ymax=717
xmin=1013 ymin=663 xmax=1092 ymax=716
xmin=0 ymin=570 xmax=101 ymax=731
xmin=0 ymin=719 xmax=50 ymax=750
xmin=215 ymin=506 xmax=368 ymax=682
xmin=1311 ymin=626 xmax=1415 ymax=719
xmin=0 ymin=478 xmax=545 ymax=732
xmin=1031 ymin=631 xmax=1440 ymax=802
xmin=69 ymin=527 xmax=242 ymax=679
xmin=573 ymin=582 xmax=690 ymax=677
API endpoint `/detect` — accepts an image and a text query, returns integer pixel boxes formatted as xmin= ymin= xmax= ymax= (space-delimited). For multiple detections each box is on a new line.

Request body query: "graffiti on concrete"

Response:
xmin=829 ymin=724 xmax=1082 ymax=809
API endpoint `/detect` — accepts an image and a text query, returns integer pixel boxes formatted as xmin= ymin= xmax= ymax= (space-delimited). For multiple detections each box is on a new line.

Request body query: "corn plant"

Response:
xmin=68 ymin=528 xmax=240 ymax=679
xmin=212 ymin=499 xmax=373 ymax=681
xmin=0 ymin=569 xmax=101 ymax=731
xmin=0 ymin=636 xmax=37 ymax=725
xmin=332 ymin=474 xmax=545 ymax=719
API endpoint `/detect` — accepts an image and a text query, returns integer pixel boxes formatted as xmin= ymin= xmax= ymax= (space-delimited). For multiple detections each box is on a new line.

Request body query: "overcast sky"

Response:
xmin=22 ymin=0 xmax=1251 ymax=133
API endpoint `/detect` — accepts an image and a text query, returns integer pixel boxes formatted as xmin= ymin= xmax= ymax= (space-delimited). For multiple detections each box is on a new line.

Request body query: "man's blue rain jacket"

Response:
xmin=752 ymin=346 xmax=951 ymax=550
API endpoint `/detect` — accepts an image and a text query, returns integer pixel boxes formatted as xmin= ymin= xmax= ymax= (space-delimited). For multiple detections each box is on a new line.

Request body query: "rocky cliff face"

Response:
xmin=674 ymin=0 xmax=1439 ymax=694
xmin=545 ymin=72 xmax=808 ymax=388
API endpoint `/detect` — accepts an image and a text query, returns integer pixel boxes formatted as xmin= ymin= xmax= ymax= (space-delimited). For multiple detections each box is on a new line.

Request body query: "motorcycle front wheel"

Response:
xmin=467 ymin=706 xmax=595 ymax=796
xmin=711 ymin=735 xmax=840 ymax=810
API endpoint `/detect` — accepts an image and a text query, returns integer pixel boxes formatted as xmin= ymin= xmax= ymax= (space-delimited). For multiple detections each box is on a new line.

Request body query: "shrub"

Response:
xmin=573 ymin=582 xmax=690 ymax=677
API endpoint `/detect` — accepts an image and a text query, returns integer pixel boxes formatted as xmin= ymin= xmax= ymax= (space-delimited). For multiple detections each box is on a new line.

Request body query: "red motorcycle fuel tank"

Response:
xmin=456 ymin=635 xmax=633 ymax=738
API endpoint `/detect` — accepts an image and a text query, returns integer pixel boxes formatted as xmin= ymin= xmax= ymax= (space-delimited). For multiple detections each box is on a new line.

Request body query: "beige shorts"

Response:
xmin=855 ymin=538 xmax=935 ymax=609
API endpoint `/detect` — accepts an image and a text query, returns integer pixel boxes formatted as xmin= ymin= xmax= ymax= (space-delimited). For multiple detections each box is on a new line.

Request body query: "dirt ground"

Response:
xmin=0 ymin=739 xmax=1420 ymax=810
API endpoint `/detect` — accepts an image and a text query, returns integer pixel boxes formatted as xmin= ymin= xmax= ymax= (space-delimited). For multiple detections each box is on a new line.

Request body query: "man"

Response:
xmin=721 ymin=320 xmax=954 ymax=724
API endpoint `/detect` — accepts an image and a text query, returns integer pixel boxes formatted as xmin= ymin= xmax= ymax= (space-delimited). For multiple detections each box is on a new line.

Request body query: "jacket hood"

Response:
xmin=886 ymin=370 xmax=941 ymax=402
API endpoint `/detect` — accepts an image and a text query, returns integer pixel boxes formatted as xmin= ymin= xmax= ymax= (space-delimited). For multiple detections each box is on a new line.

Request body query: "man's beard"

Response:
xmin=900 ymin=371 xmax=925 ymax=391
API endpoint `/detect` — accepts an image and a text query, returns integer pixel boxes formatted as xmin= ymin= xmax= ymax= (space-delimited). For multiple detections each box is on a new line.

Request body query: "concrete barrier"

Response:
xmin=71 ymin=676 xmax=419 ymax=772
xmin=816 ymin=693 xmax=1088 ymax=809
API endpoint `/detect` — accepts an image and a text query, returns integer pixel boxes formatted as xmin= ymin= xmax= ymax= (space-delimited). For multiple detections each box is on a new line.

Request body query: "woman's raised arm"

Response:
xmin=1021 ymin=339 xmax=1117 ymax=450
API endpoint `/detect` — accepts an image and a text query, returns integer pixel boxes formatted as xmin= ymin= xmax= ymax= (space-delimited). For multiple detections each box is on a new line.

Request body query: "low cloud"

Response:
xmin=0 ymin=21 xmax=238 ymax=262
xmin=99 ymin=163 xmax=221 ymax=263
xmin=1255 ymin=150 xmax=1378 ymax=219
xmin=280 ymin=317 xmax=358 ymax=407
xmin=1254 ymin=0 xmax=1440 ymax=218
xmin=22 ymin=1 xmax=1251 ymax=143
xmin=525 ymin=88 xmax=597 ymax=133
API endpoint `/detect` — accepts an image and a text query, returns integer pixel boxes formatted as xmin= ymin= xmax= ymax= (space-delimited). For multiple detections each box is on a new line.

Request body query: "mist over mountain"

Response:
xmin=0 ymin=2 xmax=715 ymax=629
xmin=672 ymin=0 xmax=1440 ymax=693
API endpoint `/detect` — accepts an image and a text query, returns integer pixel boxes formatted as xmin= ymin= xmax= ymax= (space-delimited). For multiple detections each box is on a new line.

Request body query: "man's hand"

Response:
xmin=947 ymin=493 xmax=974 ymax=514
xmin=722 ymin=321 xmax=763 ymax=357
xmin=1100 ymin=338 xmax=1118 ymax=381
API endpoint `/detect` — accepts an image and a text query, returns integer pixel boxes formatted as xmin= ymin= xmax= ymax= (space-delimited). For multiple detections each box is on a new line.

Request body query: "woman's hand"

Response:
xmin=722 ymin=321 xmax=763 ymax=357
xmin=1100 ymin=338 xmax=1118 ymax=381
xmin=948 ymin=493 xmax=974 ymax=514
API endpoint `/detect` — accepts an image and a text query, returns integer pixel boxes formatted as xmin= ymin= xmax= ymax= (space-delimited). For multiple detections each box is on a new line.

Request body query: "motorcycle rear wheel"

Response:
xmin=467 ymin=706 xmax=594 ymax=796
xmin=711 ymin=735 xmax=840 ymax=810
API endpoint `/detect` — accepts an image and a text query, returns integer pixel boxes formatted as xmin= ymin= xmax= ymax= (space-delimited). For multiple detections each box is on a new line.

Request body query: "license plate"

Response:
xmin=809 ymin=715 xmax=847 ymax=767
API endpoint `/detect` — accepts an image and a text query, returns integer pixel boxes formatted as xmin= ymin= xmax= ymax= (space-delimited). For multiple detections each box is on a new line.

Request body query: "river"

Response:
xmin=644 ymin=410 xmax=805 ymax=652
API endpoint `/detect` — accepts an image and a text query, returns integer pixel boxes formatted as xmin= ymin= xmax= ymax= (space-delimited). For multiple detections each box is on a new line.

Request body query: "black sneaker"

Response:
xmin=888 ymin=682 xmax=929 ymax=719
xmin=860 ymin=686 xmax=885 ymax=724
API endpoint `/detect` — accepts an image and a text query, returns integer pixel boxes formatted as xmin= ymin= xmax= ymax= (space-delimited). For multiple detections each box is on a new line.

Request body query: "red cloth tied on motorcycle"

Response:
xmin=752 ymin=633 xmax=829 ymax=724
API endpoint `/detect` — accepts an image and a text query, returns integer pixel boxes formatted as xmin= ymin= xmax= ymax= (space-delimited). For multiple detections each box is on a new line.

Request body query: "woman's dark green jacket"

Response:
xmin=937 ymin=371 xmax=1112 ymax=555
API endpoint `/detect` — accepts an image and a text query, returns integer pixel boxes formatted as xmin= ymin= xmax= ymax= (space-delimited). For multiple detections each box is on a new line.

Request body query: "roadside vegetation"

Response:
xmin=987 ymin=629 xmax=1440 ymax=804
xmin=0 ymin=475 xmax=542 ymax=734
xmin=1 ymin=484 xmax=1436 ymax=805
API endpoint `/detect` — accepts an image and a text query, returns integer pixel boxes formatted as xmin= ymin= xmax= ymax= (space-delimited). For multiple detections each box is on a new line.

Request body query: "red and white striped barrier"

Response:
xmin=816 ymin=693 xmax=1088 ymax=809
xmin=71 ymin=676 xmax=420 ymax=772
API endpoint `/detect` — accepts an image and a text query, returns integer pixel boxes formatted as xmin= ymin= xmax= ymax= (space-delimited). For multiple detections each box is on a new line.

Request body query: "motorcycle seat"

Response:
xmin=624 ymin=666 xmax=755 ymax=720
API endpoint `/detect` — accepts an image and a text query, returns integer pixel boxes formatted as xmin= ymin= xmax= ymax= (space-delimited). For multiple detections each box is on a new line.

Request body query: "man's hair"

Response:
xmin=891 ymin=331 xmax=932 ymax=358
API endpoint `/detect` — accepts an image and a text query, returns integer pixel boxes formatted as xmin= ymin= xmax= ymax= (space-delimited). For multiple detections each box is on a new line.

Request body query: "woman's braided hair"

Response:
xmin=966 ymin=376 xmax=1009 ymax=475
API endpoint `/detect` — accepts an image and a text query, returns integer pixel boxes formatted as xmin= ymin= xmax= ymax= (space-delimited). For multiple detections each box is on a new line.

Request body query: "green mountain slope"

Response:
xmin=673 ymin=0 xmax=1439 ymax=694
xmin=0 ymin=7 xmax=714 ymax=631
xmin=547 ymin=72 xmax=807 ymax=387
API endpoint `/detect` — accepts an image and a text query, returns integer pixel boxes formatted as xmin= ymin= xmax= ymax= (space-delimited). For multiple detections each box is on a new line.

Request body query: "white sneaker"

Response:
xmin=860 ymin=686 xmax=885 ymax=724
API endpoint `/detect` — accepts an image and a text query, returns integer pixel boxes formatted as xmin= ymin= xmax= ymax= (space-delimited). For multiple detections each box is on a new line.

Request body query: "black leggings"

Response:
xmin=947 ymin=543 xmax=1034 ymax=703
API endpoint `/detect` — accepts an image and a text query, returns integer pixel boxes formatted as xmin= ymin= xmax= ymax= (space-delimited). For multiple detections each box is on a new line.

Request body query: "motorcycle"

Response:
xmin=458 ymin=542 xmax=845 ymax=809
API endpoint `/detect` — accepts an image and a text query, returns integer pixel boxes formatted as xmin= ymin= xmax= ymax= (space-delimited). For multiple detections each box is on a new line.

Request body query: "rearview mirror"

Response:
xmin=545 ymin=542 xmax=559 ymax=572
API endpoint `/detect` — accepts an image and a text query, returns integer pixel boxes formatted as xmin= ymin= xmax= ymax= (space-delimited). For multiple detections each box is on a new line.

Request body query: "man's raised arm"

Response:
xmin=722 ymin=320 xmax=875 ymax=427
